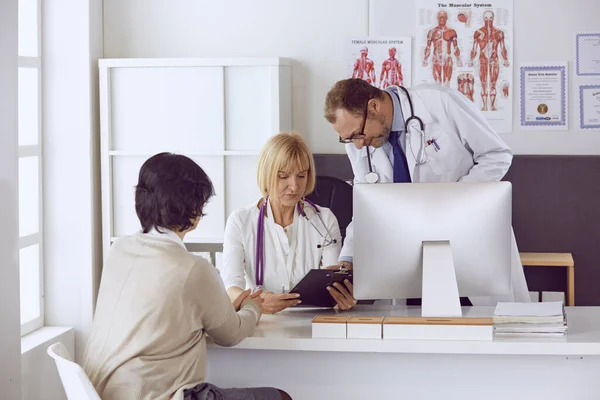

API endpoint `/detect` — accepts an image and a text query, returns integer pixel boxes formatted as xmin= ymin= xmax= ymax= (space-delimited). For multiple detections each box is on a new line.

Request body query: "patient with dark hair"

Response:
xmin=83 ymin=153 xmax=291 ymax=400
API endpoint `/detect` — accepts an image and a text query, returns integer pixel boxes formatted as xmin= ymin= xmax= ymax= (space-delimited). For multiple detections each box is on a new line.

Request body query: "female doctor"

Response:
xmin=220 ymin=132 xmax=356 ymax=313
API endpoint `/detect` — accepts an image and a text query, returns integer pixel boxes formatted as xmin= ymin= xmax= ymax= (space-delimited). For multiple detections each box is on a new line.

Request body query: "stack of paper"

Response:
xmin=493 ymin=301 xmax=567 ymax=337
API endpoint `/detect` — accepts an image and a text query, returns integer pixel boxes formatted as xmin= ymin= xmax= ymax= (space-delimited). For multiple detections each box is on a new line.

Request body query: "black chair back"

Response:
xmin=305 ymin=175 xmax=353 ymax=242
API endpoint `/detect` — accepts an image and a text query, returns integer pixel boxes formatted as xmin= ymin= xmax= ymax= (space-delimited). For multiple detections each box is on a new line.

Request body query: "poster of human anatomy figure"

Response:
xmin=346 ymin=37 xmax=412 ymax=89
xmin=416 ymin=1 xmax=514 ymax=133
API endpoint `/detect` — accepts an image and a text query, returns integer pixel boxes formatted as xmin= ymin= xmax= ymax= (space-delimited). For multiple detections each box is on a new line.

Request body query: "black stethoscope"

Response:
xmin=254 ymin=196 xmax=337 ymax=287
xmin=365 ymin=86 xmax=434 ymax=184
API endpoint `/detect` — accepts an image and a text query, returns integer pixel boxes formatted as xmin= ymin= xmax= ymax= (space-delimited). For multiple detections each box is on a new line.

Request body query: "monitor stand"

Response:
xmin=421 ymin=240 xmax=462 ymax=317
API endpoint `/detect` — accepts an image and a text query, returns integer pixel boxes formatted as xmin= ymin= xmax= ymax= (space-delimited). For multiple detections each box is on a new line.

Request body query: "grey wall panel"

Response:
xmin=314 ymin=154 xmax=600 ymax=305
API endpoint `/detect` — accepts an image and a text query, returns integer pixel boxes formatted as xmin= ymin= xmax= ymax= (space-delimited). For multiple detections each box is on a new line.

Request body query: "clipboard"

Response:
xmin=288 ymin=268 xmax=353 ymax=308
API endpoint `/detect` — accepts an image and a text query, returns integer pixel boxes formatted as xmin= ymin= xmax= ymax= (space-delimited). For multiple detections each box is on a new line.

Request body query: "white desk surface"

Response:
xmin=209 ymin=305 xmax=600 ymax=356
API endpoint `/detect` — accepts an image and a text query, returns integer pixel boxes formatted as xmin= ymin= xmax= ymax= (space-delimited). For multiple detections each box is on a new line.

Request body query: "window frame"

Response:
xmin=18 ymin=0 xmax=43 ymax=336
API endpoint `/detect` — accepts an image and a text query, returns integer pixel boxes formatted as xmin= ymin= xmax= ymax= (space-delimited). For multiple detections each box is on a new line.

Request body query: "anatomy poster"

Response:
xmin=346 ymin=37 xmax=412 ymax=89
xmin=416 ymin=1 xmax=514 ymax=133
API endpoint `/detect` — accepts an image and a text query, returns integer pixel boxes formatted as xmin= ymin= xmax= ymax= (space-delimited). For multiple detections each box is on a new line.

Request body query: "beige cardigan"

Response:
xmin=83 ymin=231 xmax=260 ymax=400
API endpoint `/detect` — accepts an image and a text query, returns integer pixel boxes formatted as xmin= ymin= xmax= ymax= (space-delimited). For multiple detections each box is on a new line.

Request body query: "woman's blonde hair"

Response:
xmin=256 ymin=132 xmax=316 ymax=198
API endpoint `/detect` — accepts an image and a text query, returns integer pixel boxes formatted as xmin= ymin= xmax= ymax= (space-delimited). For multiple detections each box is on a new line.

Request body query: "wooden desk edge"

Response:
xmin=520 ymin=252 xmax=574 ymax=267
xmin=519 ymin=252 xmax=575 ymax=306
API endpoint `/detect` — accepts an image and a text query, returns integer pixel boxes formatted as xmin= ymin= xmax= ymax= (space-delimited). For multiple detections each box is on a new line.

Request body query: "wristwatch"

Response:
xmin=338 ymin=261 xmax=350 ymax=271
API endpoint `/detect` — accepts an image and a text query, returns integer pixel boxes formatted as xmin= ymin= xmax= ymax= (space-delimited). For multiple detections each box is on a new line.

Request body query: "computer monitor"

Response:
xmin=353 ymin=182 xmax=512 ymax=317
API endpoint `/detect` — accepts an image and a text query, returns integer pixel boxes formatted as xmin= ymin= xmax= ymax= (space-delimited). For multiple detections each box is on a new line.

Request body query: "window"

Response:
xmin=18 ymin=0 xmax=43 ymax=336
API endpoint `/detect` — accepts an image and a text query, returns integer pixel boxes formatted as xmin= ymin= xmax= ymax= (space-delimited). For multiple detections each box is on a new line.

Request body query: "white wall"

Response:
xmin=43 ymin=0 xmax=103 ymax=363
xmin=0 ymin=0 xmax=21 ymax=398
xmin=103 ymin=0 xmax=600 ymax=155
xmin=90 ymin=0 xmax=104 ymax=308
xmin=21 ymin=328 xmax=74 ymax=400
xmin=103 ymin=0 xmax=368 ymax=154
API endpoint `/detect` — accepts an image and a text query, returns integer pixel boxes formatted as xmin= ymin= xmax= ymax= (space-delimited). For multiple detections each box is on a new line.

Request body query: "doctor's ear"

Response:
xmin=368 ymin=98 xmax=383 ymax=114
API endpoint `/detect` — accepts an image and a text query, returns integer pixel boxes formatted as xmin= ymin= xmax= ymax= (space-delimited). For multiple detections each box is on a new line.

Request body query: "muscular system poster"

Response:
xmin=416 ymin=0 xmax=514 ymax=133
xmin=346 ymin=37 xmax=412 ymax=89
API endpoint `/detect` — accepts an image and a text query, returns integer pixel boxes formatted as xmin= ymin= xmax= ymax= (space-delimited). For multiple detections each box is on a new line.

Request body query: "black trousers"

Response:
xmin=183 ymin=383 xmax=281 ymax=400
xmin=406 ymin=297 xmax=473 ymax=306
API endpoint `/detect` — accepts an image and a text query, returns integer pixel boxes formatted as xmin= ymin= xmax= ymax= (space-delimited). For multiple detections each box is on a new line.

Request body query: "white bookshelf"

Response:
xmin=99 ymin=57 xmax=292 ymax=257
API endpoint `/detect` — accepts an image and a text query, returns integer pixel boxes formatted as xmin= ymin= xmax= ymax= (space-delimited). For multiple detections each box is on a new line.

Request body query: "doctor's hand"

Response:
xmin=232 ymin=289 xmax=263 ymax=312
xmin=327 ymin=279 xmax=357 ymax=311
xmin=260 ymin=292 xmax=302 ymax=314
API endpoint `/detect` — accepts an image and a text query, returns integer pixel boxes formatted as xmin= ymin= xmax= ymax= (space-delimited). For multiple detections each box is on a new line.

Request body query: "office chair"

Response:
xmin=305 ymin=175 xmax=353 ymax=242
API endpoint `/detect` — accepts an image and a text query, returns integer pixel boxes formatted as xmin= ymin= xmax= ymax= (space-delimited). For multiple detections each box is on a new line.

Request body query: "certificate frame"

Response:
xmin=519 ymin=64 xmax=568 ymax=129
xmin=575 ymin=32 xmax=600 ymax=77
xmin=579 ymin=85 xmax=600 ymax=130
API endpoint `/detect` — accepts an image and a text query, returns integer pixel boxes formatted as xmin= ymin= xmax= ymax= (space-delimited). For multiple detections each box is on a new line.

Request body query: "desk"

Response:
xmin=185 ymin=242 xmax=223 ymax=266
xmin=520 ymin=252 xmax=575 ymax=306
xmin=206 ymin=305 xmax=600 ymax=400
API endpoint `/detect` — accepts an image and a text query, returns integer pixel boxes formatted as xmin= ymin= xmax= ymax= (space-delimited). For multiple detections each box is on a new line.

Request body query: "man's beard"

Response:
xmin=368 ymin=116 xmax=392 ymax=148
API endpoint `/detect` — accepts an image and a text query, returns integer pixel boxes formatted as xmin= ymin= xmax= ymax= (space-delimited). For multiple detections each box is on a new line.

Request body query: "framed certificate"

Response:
xmin=519 ymin=64 xmax=568 ymax=130
xmin=575 ymin=33 xmax=600 ymax=77
xmin=579 ymin=85 xmax=600 ymax=130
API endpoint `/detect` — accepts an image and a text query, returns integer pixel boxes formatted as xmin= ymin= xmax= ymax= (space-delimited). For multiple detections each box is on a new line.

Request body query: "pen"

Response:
xmin=429 ymin=138 xmax=440 ymax=151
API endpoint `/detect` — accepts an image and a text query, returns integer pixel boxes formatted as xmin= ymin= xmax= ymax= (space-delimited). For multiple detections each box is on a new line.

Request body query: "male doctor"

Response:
xmin=323 ymin=78 xmax=529 ymax=304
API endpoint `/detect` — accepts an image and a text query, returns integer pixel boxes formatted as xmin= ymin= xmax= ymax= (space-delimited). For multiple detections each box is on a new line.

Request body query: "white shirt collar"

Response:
xmin=385 ymin=86 xmax=406 ymax=132
xmin=147 ymin=227 xmax=187 ymax=249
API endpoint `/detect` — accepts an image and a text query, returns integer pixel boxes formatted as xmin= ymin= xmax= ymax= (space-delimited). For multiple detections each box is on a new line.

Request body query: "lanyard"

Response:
xmin=255 ymin=199 xmax=267 ymax=287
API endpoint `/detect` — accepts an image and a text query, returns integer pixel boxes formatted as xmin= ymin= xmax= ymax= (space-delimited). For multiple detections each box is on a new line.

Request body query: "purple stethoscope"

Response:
xmin=254 ymin=196 xmax=337 ymax=287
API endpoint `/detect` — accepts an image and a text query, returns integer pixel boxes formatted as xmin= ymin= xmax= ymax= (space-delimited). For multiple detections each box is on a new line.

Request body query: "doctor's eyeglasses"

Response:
xmin=338 ymin=99 xmax=371 ymax=144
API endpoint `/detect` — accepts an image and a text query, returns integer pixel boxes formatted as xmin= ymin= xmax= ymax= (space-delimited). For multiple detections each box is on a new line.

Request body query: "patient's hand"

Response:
xmin=260 ymin=292 xmax=301 ymax=314
xmin=233 ymin=288 xmax=263 ymax=312
xmin=327 ymin=280 xmax=357 ymax=311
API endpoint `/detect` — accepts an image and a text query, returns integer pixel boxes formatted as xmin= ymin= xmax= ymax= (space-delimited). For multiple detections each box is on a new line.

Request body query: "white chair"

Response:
xmin=47 ymin=342 xmax=101 ymax=400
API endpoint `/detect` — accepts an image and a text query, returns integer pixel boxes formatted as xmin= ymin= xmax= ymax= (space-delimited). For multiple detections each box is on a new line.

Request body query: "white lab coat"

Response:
xmin=341 ymin=84 xmax=530 ymax=304
xmin=220 ymin=200 xmax=342 ymax=294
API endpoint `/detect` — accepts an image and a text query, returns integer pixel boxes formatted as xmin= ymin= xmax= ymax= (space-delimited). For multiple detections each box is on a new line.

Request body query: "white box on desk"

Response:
xmin=347 ymin=317 xmax=384 ymax=339
xmin=383 ymin=317 xmax=494 ymax=341
xmin=311 ymin=316 xmax=348 ymax=339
